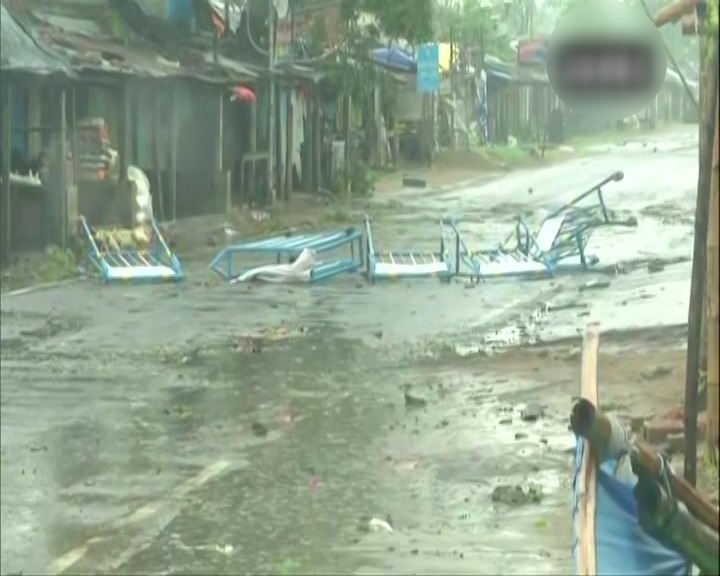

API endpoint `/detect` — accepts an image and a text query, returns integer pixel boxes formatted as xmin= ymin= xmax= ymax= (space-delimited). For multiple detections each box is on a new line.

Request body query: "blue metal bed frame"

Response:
xmin=209 ymin=227 xmax=363 ymax=283
xmin=452 ymin=170 xmax=634 ymax=281
xmin=364 ymin=215 xmax=480 ymax=282
xmin=79 ymin=216 xmax=184 ymax=284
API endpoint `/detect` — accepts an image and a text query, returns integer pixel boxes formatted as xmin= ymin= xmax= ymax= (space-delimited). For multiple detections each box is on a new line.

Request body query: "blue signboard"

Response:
xmin=417 ymin=43 xmax=440 ymax=93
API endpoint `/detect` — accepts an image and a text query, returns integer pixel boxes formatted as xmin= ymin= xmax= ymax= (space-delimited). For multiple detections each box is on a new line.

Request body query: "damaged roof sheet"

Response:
xmin=35 ymin=25 xmax=257 ymax=82
xmin=5 ymin=1 xmax=257 ymax=83
xmin=0 ymin=4 xmax=75 ymax=75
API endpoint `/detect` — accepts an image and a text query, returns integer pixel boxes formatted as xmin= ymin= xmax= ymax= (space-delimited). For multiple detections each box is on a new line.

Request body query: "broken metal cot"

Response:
xmin=364 ymin=215 xmax=480 ymax=282
xmin=209 ymin=228 xmax=363 ymax=283
xmin=455 ymin=170 xmax=636 ymax=281
xmin=79 ymin=216 xmax=184 ymax=284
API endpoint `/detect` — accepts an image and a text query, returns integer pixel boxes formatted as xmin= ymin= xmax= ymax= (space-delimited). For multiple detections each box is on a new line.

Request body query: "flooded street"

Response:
xmin=1 ymin=125 xmax=698 ymax=574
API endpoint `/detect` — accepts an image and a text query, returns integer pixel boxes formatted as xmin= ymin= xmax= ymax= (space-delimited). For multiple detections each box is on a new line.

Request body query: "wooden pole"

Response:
xmin=706 ymin=87 xmax=719 ymax=461
xmin=71 ymin=88 xmax=78 ymax=187
xmin=313 ymin=89 xmax=321 ymax=192
xmin=267 ymin=0 xmax=276 ymax=204
xmin=249 ymin=102 xmax=257 ymax=206
xmin=59 ymin=88 xmax=67 ymax=247
xmin=374 ymin=83 xmax=382 ymax=165
xmin=119 ymin=84 xmax=130 ymax=184
xmin=285 ymin=5 xmax=295 ymax=202
xmin=285 ymin=89 xmax=293 ymax=201
xmin=304 ymin=95 xmax=312 ymax=193
xmin=450 ymin=26 xmax=456 ymax=150
xmin=217 ymin=88 xmax=224 ymax=213
xmin=1 ymin=85 xmax=12 ymax=264
xmin=153 ymin=87 xmax=165 ymax=222
xmin=169 ymin=88 xmax=178 ymax=222
xmin=344 ymin=92 xmax=352 ymax=191
xmin=577 ymin=323 xmax=600 ymax=576
xmin=684 ymin=41 xmax=717 ymax=486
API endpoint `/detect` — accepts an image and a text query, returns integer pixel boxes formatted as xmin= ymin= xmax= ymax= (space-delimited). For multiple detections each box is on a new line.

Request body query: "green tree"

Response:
xmin=339 ymin=0 xmax=434 ymax=44
xmin=434 ymin=0 xmax=513 ymax=61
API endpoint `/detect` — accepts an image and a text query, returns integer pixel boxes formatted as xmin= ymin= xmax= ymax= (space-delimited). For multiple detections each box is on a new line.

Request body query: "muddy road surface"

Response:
xmin=1 ymin=125 xmax=698 ymax=575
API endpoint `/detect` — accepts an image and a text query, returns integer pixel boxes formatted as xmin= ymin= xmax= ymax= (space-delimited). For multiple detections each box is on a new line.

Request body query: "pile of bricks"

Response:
xmin=643 ymin=406 xmax=708 ymax=453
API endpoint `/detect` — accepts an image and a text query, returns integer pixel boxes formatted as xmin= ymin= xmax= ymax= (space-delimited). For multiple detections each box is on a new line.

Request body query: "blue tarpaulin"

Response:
xmin=370 ymin=46 xmax=416 ymax=73
xmin=166 ymin=0 xmax=194 ymax=25
xmin=573 ymin=442 xmax=690 ymax=575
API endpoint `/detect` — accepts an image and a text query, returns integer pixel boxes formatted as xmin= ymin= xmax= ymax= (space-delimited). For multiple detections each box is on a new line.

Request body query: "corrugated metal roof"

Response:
xmin=37 ymin=27 xmax=256 ymax=82
xmin=484 ymin=56 xmax=549 ymax=85
xmin=2 ymin=1 xmax=259 ymax=83
xmin=0 ymin=4 xmax=75 ymax=76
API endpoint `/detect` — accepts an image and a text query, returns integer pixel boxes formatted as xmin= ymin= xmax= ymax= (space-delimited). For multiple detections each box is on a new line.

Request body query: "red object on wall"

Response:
xmin=232 ymin=86 xmax=256 ymax=104
xmin=517 ymin=38 xmax=548 ymax=67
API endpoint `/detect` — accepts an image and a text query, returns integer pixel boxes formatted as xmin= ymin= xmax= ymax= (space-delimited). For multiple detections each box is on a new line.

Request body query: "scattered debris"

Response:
xmin=251 ymin=422 xmax=268 ymax=437
xmin=579 ymin=279 xmax=611 ymax=292
xmin=180 ymin=347 xmax=202 ymax=365
xmin=224 ymin=225 xmax=240 ymax=238
xmin=641 ymin=365 xmax=673 ymax=380
xmin=235 ymin=336 xmax=262 ymax=354
xmin=404 ymin=392 xmax=427 ymax=409
xmin=402 ymin=176 xmax=427 ymax=188
xmin=358 ymin=514 xmax=393 ymax=533
xmin=647 ymin=259 xmax=666 ymax=274
xmin=369 ymin=517 xmax=394 ymax=533
xmin=546 ymin=301 xmax=588 ymax=313
xmin=491 ymin=484 xmax=543 ymax=506
xmin=251 ymin=210 xmax=270 ymax=222
xmin=521 ymin=403 xmax=544 ymax=422
xmin=215 ymin=544 xmax=234 ymax=555
xmin=234 ymin=325 xmax=307 ymax=353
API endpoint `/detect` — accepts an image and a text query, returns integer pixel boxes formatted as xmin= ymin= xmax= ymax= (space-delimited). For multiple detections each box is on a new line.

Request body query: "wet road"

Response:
xmin=1 ymin=125 xmax=698 ymax=574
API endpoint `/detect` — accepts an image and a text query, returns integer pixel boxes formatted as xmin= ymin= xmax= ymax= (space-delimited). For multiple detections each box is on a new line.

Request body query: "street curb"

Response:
xmin=1 ymin=277 xmax=84 ymax=299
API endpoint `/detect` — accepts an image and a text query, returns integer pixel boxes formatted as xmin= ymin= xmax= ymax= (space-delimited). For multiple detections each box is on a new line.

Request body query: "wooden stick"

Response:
xmin=652 ymin=0 xmax=696 ymax=28
xmin=578 ymin=323 xmax=600 ymax=576
xmin=684 ymin=36 xmax=717 ymax=486
xmin=706 ymin=87 xmax=720 ymax=460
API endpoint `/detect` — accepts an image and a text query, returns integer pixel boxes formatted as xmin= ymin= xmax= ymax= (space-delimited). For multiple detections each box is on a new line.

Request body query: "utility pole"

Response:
xmin=450 ymin=25 xmax=455 ymax=149
xmin=267 ymin=0 xmax=276 ymax=203
xmin=284 ymin=0 xmax=295 ymax=200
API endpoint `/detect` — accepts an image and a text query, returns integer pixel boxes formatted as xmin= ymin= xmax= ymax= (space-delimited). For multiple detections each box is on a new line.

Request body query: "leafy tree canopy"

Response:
xmin=339 ymin=0 xmax=434 ymax=44
xmin=434 ymin=0 xmax=514 ymax=61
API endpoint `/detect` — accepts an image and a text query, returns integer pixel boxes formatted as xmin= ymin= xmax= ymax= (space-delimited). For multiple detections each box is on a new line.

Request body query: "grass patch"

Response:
xmin=0 ymin=245 xmax=78 ymax=292
xmin=699 ymin=447 xmax=719 ymax=504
